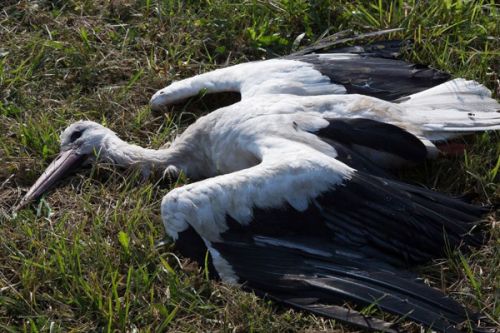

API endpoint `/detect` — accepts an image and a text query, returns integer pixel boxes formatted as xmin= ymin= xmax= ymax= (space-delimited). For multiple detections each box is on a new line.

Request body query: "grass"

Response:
xmin=0 ymin=0 xmax=498 ymax=332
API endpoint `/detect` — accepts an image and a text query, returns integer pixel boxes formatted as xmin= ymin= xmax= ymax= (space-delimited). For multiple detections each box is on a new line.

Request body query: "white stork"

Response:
xmin=150 ymin=41 xmax=450 ymax=111
xmin=16 ymin=78 xmax=500 ymax=332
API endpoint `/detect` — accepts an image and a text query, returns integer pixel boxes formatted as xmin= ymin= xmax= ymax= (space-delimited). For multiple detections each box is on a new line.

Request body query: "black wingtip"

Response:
xmin=289 ymin=302 xmax=401 ymax=333
xmin=259 ymin=292 xmax=401 ymax=333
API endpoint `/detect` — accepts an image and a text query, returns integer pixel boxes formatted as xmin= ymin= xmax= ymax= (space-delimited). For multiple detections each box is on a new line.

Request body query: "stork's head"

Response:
xmin=59 ymin=120 xmax=117 ymax=157
xmin=15 ymin=120 xmax=117 ymax=210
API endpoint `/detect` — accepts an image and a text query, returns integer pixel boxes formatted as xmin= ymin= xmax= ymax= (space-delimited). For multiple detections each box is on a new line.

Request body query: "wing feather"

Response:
xmin=313 ymin=118 xmax=428 ymax=165
xmin=212 ymin=233 xmax=486 ymax=333
xmin=320 ymin=172 xmax=486 ymax=263
xmin=288 ymin=53 xmax=450 ymax=101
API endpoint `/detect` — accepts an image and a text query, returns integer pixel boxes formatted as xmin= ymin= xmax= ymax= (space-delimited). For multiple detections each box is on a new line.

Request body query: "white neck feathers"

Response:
xmin=100 ymin=135 xmax=211 ymax=180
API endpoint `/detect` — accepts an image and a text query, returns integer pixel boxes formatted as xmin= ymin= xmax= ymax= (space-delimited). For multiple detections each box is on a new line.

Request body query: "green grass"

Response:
xmin=0 ymin=0 xmax=498 ymax=332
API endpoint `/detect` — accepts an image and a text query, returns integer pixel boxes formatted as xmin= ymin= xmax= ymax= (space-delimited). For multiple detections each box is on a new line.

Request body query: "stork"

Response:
xmin=150 ymin=41 xmax=450 ymax=111
xmin=16 ymin=78 xmax=500 ymax=332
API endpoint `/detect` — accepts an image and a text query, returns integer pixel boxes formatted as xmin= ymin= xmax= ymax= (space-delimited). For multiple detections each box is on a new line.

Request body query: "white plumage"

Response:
xmin=151 ymin=57 xmax=346 ymax=108
xmin=17 ymin=51 xmax=500 ymax=332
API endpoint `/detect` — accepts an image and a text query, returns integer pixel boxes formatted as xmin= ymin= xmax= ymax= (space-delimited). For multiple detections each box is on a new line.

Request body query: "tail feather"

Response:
xmin=400 ymin=79 xmax=498 ymax=109
xmin=400 ymin=79 xmax=500 ymax=141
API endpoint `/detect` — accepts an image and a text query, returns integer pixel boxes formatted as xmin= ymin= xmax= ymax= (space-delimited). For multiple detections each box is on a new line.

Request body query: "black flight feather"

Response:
xmin=287 ymin=53 xmax=451 ymax=101
xmin=320 ymin=172 xmax=486 ymax=263
xmin=314 ymin=118 xmax=428 ymax=164
xmin=212 ymin=234 xmax=487 ymax=333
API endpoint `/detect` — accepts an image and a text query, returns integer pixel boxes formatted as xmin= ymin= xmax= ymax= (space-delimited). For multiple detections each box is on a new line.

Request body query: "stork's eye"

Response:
xmin=70 ymin=130 xmax=83 ymax=142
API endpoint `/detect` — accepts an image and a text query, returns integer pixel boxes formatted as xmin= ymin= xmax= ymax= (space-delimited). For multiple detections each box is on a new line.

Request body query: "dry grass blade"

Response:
xmin=290 ymin=27 xmax=404 ymax=56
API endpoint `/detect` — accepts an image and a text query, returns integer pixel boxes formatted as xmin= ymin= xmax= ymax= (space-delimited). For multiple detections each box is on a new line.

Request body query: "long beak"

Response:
xmin=14 ymin=149 xmax=87 ymax=211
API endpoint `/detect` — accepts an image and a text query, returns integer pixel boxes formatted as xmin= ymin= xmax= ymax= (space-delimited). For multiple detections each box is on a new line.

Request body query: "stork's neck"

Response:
xmin=102 ymin=134 xmax=213 ymax=180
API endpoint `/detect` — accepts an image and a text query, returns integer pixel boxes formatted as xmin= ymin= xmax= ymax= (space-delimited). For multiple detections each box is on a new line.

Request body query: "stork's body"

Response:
xmin=165 ymin=79 xmax=500 ymax=175
xmin=157 ymin=83 xmax=499 ymax=332
xmin=17 ymin=78 xmax=500 ymax=332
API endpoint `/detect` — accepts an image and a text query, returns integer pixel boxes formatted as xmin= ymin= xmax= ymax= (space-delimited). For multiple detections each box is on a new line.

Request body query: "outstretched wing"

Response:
xmin=150 ymin=41 xmax=450 ymax=110
xmin=161 ymin=141 xmax=487 ymax=332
